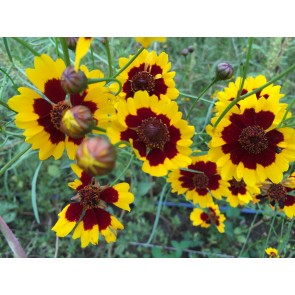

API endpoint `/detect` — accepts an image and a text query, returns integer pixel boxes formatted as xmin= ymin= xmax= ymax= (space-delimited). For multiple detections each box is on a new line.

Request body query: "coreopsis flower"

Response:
xmin=107 ymin=90 xmax=194 ymax=177
xmin=214 ymin=75 xmax=286 ymax=115
xmin=265 ymin=247 xmax=280 ymax=258
xmin=116 ymin=49 xmax=179 ymax=101
xmin=167 ymin=154 xmax=230 ymax=208
xmin=256 ymin=172 xmax=295 ymax=218
xmin=8 ymin=54 xmax=115 ymax=160
xmin=190 ymin=203 xmax=226 ymax=233
xmin=52 ymin=164 xmax=134 ymax=248
xmin=226 ymin=177 xmax=260 ymax=207
xmin=76 ymin=137 xmax=117 ymax=176
xmin=134 ymin=37 xmax=166 ymax=48
xmin=207 ymin=95 xmax=295 ymax=186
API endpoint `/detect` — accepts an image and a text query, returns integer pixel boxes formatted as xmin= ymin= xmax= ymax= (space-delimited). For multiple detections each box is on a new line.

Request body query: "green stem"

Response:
xmin=262 ymin=213 xmax=276 ymax=257
xmin=238 ymin=212 xmax=259 ymax=257
xmin=92 ymin=126 xmax=106 ymax=133
xmin=59 ymin=37 xmax=71 ymax=67
xmin=3 ymin=38 xmax=13 ymax=63
xmin=0 ymin=145 xmax=31 ymax=177
xmin=214 ymin=38 xmax=253 ymax=128
xmin=112 ymin=47 xmax=144 ymax=78
xmin=0 ymin=215 xmax=27 ymax=258
xmin=110 ymin=153 xmax=134 ymax=186
xmin=0 ymin=67 xmax=18 ymax=91
xmin=145 ymin=183 xmax=169 ymax=245
xmin=179 ymin=92 xmax=212 ymax=103
xmin=104 ymin=37 xmax=113 ymax=77
xmin=0 ymin=100 xmax=15 ymax=113
xmin=88 ymin=78 xmax=122 ymax=96
xmin=54 ymin=37 xmax=61 ymax=58
xmin=185 ymin=78 xmax=218 ymax=120
xmin=12 ymin=37 xmax=40 ymax=56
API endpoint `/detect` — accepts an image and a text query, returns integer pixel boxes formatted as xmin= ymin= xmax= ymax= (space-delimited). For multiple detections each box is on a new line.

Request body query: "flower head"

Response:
xmin=207 ymin=96 xmax=295 ymax=186
xmin=52 ymin=164 xmax=134 ymax=248
xmin=8 ymin=54 xmax=115 ymax=160
xmin=167 ymin=154 xmax=230 ymax=208
xmin=256 ymin=172 xmax=295 ymax=218
xmin=134 ymin=37 xmax=166 ymax=48
xmin=265 ymin=247 xmax=280 ymax=258
xmin=107 ymin=91 xmax=194 ymax=177
xmin=190 ymin=203 xmax=226 ymax=233
xmin=116 ymin=49 xmax=179 ymax=101
xmin=226 ymin=177 xmax=260 ymax=207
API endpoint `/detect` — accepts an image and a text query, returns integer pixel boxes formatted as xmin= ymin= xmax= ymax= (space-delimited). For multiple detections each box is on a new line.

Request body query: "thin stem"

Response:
xmin=179 ymin=92 xmax=213 ymax=103
xmin=3 ymin=38 xmax=13 ymax=63
xmin=185 ymin=78 xmax=218 ymax=120
xmin=0 ymin=145 xmax=31 ymax=177
xmin=59 ymin=37 xmax=71 ymax=67
xmin=214 ymin=37 xmax=254 ymax=128
xmin=262 ymin=213 xmax=277 ymax=257
xmin=104 ymin=37 xmax=113 ymax=77
xmin=0 ymin=100 xmax=15 ymax=113
xmin=112 ymin=47 xmax=144 ymax=78
xmin=145 ymin=183 xmax=169 ymax=245
xmin=12 ymin=37 xmax=40 ymax=56
xmin=88 ymin=78 xmax=122 ymax=96
xmin=0 ymin=67 xmax=18 ymax=91
xmin=54 ymin=236 xmax=59 ymax=258
xmin=238 ymin=212 xmax=259 ymax=257
xmin=92 ymin=126 xmax=106 ymax=133
xmin=110 ymin=153 xmax=134 ymax=186
xmin=0 ymin=215 xmax=27 ymax=258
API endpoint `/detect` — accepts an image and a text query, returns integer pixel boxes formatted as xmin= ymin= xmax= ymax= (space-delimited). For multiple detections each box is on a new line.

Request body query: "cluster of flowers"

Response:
xmin=7 ymin=37 xmax=295 ymax=249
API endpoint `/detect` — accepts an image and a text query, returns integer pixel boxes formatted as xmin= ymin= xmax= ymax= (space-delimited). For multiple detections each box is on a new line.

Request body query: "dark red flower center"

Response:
xmin=238 ymin=125 xmax=268 ymax=154
xmin=268 ymin=184 xmax=287 ymax=209
xmin=78 ymin=184 xmax=107 ymax=210
xmin=130 ymin=71 xmax=156 ymax=93
xmin=193 ymin=173 xmax=209 ymax=189
xmin=204 ymin=208 xmax=219 ymax=225
xmin=50 ymin=101 xmax=70 ymax=130
xmin=136 ymin=117 xmax=170 ymax=150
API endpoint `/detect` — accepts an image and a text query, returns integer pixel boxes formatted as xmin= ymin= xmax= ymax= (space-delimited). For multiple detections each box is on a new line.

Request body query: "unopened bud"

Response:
xmin=181 ymin=48 xmax=189 ymax=56
xmin=188 ymin=45 xmax=194 ymax=53
xmin=76 ymin=137 xmax=117 ymax=176
xmin=215 ymin=62 xmax=234 ymax=81
xmin=66 ymin=37 xmax=79 ymax=51
xmin=61 ymin=66 xmax=88 ymax=94
xmin=60 ymin=105 xmax=94 ymax=138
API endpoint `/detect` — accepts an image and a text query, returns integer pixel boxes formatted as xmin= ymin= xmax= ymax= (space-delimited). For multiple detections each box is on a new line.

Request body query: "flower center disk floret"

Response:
xmin=50 ymin=101 xmax=70 ymax=130
xmin=136 ymin=117 xmax=170 ymax=150
xmin=238 ymin=125 xmax=268 ymax=154
xmin=130 ymin=71 xmax=156 ymax=93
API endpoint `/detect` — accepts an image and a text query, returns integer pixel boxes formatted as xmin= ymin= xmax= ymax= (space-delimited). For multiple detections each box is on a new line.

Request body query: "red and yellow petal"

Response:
xmin=134 ymin=37 xmax=166 ymax=48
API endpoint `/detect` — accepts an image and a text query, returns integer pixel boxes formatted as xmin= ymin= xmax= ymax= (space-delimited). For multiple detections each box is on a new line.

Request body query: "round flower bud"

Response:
xmin=188 ymin=45 xmax=194 ymax=53
xmin=181 ymin=48 xmax=189 ymax=56
xmin=59 ymin=105 xmax=94 ymax=138
xmin=61 ymin=66 xmax=88 ymax=94
xmin=215 ymin=62 xmax=234 ymax=81
xmin=76 ymin=137 xmax=117 ymax=176
xmin=66 ymin=37 xmax=79 ymax=51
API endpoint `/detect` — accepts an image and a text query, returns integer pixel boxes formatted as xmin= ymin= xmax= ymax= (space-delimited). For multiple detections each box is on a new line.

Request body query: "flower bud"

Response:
xmin=188 ymin=45 xmax=194 ymax=53
xmin=59 ymin=105 xmax=94 ymax=138
xmin=181 ymin=48 xmax=189 ymax=56
xmin=76 ymin=137 xmax=117 ymax=176
xmin=215 ymin=62 xmax=234 ymax=80
xmin=66 ymin=37 xmax=79 ymax=51
xmin=61 ymin=66 xmax=88 ymax=94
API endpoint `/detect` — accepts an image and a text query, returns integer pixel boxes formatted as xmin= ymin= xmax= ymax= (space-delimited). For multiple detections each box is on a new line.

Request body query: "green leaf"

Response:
xmin=47 ymin=165 xmax=61 ymax=178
